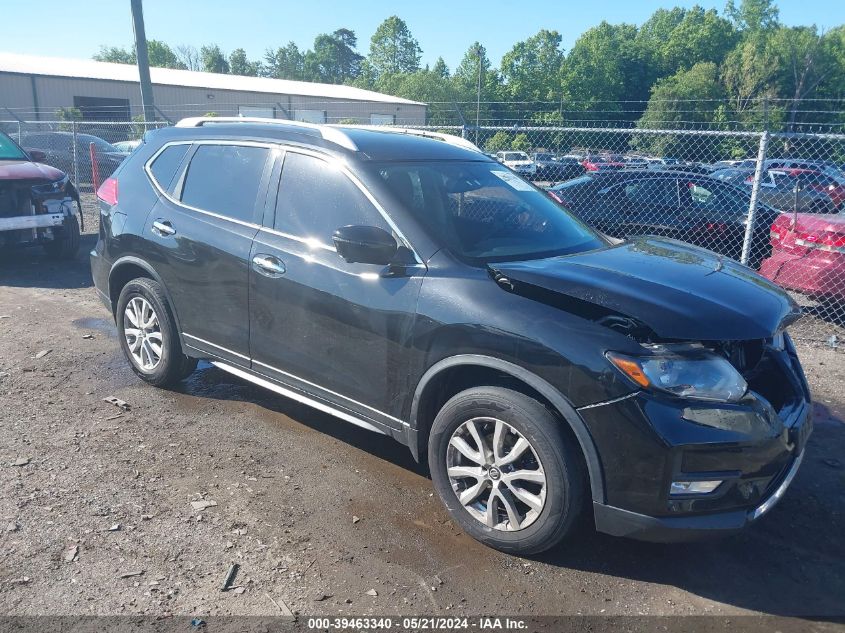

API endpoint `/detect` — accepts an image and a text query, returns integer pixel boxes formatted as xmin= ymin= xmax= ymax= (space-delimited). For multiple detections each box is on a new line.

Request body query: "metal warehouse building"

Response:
xmin=0 ymin=52 xmax=427 ymax=124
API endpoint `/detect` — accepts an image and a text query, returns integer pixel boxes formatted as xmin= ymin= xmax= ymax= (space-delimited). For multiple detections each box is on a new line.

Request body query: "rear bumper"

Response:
xmin=593 ymin=450 xmax=805 ymax=542
xmin=760 ymin=249 xmax=845 ymax=300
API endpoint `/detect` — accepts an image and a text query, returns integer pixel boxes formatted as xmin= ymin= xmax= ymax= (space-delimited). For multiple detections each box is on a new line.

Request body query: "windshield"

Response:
xmin=503 ymin=152 xmax=529 ymax=162
xmin=369 ymin=161 xmax=606 ymax=263
xmin=0 ymin=133 xmax=28 ymax=161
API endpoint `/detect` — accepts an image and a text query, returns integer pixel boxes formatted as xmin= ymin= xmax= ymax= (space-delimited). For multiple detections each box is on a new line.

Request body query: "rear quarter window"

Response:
xmin=148 ymin=144 xmax=190 ymax=192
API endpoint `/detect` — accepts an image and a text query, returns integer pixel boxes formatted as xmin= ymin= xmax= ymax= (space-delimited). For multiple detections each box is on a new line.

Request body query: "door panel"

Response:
xmin=249 ymin=231 xmax=423 ymax=428
xmin=140 ymin=142 xmax=273 ymax=362
xmin=248 ymin=149 xmax=424 ymax=428
xmin=143 ymin=198 xmax=258 ymax=363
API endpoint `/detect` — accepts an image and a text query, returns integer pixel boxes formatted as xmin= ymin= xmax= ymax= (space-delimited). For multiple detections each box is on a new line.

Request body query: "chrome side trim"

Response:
xmin=252 ymin=359 xmax=405 ymax=425
xmin=182 ymin=333 xmax=250 ymax=361
xmin=576 ymin=392 xmax=639 ymax=411
xmin=258 ymin=226 xmax=336 ymax=252
xmin=751 ymin=450 xmax=804 ymax=520
xmin=210 ymin=361 xmax=388 ymax=436
xmin=183 ymin=333 xmax=405 ymax=426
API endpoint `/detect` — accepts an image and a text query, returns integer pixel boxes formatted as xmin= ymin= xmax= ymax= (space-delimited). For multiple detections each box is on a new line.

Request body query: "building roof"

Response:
xmin=0 ymin=52 xmax=424 ymax=106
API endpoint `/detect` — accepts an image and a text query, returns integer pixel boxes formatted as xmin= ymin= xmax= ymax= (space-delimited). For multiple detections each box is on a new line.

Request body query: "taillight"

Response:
xmin=97 ymin=177 xmax=118 ymax=206
xmin=794 ymin=230 xmax=845 ymax=254
xmin=820 ymin=231 xmax=845 ymax=253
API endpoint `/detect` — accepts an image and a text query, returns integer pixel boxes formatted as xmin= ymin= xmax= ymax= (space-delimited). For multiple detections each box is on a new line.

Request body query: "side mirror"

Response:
xmin=28 ymin=149 xmax=47 ymax=163
xmin=332 ymin=225 xmax=398 ymax=265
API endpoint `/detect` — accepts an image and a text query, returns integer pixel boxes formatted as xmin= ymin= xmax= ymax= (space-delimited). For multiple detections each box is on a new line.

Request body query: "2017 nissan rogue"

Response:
xmin=90 ymin=118 xmax=812 ymax=554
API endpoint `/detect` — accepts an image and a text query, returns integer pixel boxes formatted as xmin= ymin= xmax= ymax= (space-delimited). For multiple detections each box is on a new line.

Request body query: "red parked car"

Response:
xmin=581 ymin=154 xmax=626 ymax=172
xmin=0 ymin=131 xmax=81 ymax=258
xmin=761 ymin=212 xmax=845 ymax=303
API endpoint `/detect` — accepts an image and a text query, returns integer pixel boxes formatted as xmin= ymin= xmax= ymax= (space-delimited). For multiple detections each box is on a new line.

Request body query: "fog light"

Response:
xmin=670 ymin=480 xmax=723 ymax=496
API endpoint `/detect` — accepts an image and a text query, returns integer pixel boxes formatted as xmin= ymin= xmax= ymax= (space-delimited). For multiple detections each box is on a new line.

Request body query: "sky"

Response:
xmin=3 ymin=0 xmax=845 ymax=70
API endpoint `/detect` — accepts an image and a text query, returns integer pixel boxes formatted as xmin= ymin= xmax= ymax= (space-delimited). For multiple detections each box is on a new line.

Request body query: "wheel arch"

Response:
xmin=409 ymin=354 xmax=605 ymax=504
xmin=108 ymin=256 xmax=186 ymax=347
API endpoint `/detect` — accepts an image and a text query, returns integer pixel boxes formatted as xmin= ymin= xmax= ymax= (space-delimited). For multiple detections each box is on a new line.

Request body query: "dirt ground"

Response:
xmin=1 ymin=210 xmax=845 ymax=623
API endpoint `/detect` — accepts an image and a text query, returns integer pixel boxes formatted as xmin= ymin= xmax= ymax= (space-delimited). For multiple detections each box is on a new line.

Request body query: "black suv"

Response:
xmin=91 ymin=119 xmax=812 ymax=555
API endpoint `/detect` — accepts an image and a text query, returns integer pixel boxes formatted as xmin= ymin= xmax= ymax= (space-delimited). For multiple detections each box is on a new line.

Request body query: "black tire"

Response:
xmin=428 ymin=386 xmax=585 ymax=555
xmin=115 ymin=278 xmax=197 ymax=387
xmin=43 ymin=215 xmax=80 ymax=259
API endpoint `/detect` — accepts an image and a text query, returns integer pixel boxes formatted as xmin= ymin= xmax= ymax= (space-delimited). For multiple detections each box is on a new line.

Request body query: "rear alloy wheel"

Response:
xmin=116 ymin=278 xmax=197 ymax=386
xmin=429 ymin=386 xmax=585 ymax=555
xmin=123 ymin=296 xmax=163 ymax=372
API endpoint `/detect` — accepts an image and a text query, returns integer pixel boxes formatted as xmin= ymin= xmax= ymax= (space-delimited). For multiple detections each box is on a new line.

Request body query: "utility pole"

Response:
xmin=131 ymin=0 xmax=155 ymax=122
xmin=475 ymin=45 xmax=483 ymax=145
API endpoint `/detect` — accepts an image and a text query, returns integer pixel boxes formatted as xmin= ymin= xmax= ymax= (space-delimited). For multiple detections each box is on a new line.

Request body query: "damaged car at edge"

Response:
xmin=91 ymin=121 xmax=812 ymax=555
xmin=0 ymin=130 xmax=82 ymax=259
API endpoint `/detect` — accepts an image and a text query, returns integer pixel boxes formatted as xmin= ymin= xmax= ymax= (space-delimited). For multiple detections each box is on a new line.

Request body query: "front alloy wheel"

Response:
xmin=447 ymin=417 xmax=547 ymax=531
xmin=429 ymin=386 xmax=585 ymax=555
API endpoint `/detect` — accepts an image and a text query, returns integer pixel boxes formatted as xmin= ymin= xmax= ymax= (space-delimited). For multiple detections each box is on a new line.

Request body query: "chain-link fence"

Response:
xmin=2 ymin=118 xmax=843 ymax=352
xmin=0 ymin=120 xmax=169 ymax=190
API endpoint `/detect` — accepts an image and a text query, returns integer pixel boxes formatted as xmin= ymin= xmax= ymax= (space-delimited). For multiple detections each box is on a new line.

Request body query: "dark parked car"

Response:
xmin=18 ymin=131 xmax=129 ymax=185
xmin=711 ymin=167 xmax=837 ymax=214
xmin=91 ymin=118 xmax=811 ymax=554
xmin=0 ymin=131 xmax=81 ymax=257
xmin=530 ymin=153 xmax=586 ymax=182
xmin=548 ymin=171 xmax=781 ymax=266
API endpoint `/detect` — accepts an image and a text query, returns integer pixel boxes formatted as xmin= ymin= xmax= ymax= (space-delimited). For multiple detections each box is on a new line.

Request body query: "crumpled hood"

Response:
xmin=0 ymin=159 xmax=64 ymax=182
xmin=490 ymin=237 xmax=801 ymax=341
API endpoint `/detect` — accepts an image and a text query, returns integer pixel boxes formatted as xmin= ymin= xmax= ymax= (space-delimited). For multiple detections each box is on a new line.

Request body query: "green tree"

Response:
xmin=93 ymin=45 xmax=135 ymax=64
xmin=658 ymin=7 xmax=737 ymax=74
xmin=368 ymin=16 xmax=422 ymax=77
xmin=93 ymin=41 xmax=186 ymax=69
xmin=500 ymin=29 xmax=565 ymax=103
xmin=304 ymin=29 xmax=363 ymax=83
xmin=484 ymin=131 xmax=512 ymax=152
xmin=770 ymin=26 xmax=844 ymax=130
xmin=263 ymin=42 xmax=305 ymax=80
xmin=147 ymin=40 xmax=186 ymax=69
xmin=562 ymin=22 xmax=651 ymax=119
xmin=200 ymin=44 xmax=229 ymax=74
xmin=451 ymin=43 xmax=502 ymax=123
xmin=228 ymin=48 xmax=260 ymax=76
xmin=432 ymin=57 xmax=449 ymax=79
xmin=725 ymin=0 xmax=780 ymax=33
xmin=635 ymin=62 xmax=729 ymax=158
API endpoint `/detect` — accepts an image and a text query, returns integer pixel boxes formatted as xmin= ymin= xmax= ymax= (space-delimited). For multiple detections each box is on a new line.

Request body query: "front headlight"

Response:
xmin=607 ymin=344 xmax=747 ymax=403
xmin=31 ymin=174 xmax=69 ymax=195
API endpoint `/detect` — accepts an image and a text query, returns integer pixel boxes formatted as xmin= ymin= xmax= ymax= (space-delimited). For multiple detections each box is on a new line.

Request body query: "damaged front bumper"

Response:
xmin=0 ymin=211 xmax=67 ymax=231
xmin=580 ymin=341 xmax=812 ymax=542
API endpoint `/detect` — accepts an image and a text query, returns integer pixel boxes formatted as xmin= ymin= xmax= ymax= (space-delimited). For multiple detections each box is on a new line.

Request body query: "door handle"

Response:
xmin=151 ymin=219 xmax=176 ymax=237
xmin=252 ymin=254 xmax=286 ymax=277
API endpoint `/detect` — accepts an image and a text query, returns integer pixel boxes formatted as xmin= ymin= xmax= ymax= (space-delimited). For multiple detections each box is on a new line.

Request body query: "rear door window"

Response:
xmin=621 ymin=178 xmax=679 ymax=207
xmin=180 ymin=144 xmax=270 ymax=223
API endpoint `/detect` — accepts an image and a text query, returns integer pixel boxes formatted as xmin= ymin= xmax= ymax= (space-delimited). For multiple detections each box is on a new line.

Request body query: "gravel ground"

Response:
xmin=1 ymin=215 xmax=844 ymax=623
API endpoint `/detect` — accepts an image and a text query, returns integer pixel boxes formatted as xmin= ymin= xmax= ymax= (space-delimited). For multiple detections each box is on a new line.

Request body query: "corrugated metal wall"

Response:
xmin=0 ymin=72 xmax=427 ymax=124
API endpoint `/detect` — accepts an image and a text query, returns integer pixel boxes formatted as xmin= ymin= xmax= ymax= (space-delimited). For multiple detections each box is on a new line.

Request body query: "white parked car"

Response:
xmin=496 ymin=151 xmax=537 ymax=177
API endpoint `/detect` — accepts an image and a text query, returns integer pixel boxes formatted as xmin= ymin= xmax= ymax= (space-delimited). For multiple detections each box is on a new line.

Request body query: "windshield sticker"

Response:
xmin=492 ymin=170 xmax=534 ymax=191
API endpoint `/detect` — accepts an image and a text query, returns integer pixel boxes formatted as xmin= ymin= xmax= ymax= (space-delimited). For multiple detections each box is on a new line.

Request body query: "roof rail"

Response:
xmin=174 ymin=116 xmax=358 ymax=151
xmin=338 ymin=125 xmax=483 ymax=154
